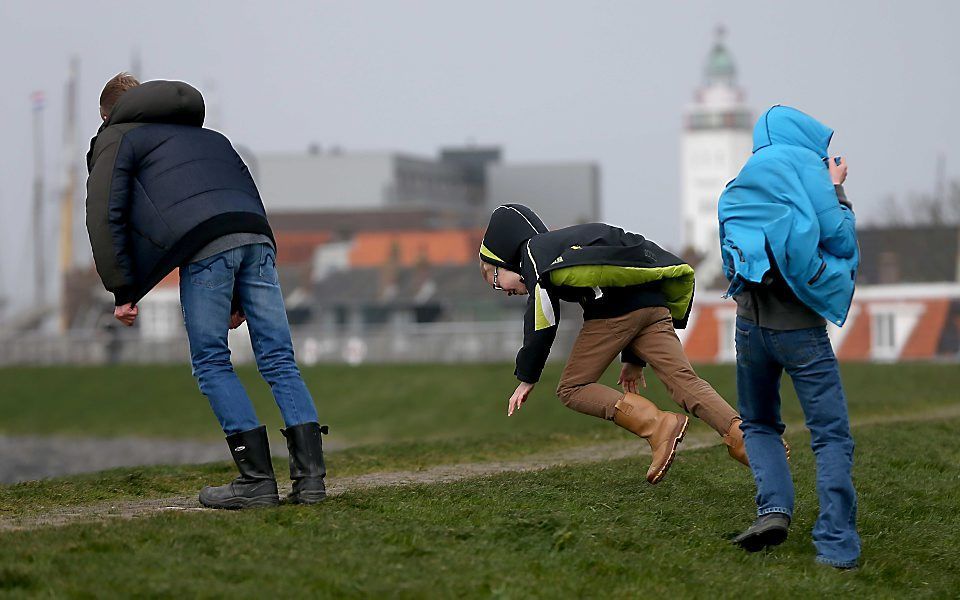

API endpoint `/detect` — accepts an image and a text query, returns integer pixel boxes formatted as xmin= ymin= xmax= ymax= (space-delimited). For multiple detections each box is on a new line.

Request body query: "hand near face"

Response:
xmin=827 ymin=156 xmax=848 ymax=185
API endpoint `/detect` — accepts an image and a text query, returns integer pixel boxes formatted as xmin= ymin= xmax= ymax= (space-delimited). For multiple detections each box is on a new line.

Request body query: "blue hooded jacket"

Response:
xmin=718 ymin=105 xmax=858 ymax=326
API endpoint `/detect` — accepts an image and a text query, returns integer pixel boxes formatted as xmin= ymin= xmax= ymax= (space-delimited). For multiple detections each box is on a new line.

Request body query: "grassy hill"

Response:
xmin=0 ymin=363 xmax=957 ymax=596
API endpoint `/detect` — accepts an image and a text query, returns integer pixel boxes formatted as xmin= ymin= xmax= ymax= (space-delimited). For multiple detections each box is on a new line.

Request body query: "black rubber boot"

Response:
xmin=281 ymin=422 xmax=329 ymax=504
xmin=199 ymin=425 xmax=280 ymax=510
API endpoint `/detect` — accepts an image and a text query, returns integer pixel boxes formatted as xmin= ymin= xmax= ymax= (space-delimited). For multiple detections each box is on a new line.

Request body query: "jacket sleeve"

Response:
xmin=86 ymin=132 xmax=137 ymax=304
xmin=514 ymin=286 xmax=561 ymax=383
xmin=800 ymin=162 xmax=857 ymax=259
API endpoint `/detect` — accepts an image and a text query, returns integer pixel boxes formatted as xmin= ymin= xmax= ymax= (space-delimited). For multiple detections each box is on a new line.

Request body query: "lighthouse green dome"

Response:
xmin=705 ymin=27 xmax=736 ymax=84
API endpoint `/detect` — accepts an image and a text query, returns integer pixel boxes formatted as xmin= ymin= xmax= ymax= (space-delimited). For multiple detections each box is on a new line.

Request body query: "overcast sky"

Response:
xmin=1 ymin=0 xmax=958 ymax=314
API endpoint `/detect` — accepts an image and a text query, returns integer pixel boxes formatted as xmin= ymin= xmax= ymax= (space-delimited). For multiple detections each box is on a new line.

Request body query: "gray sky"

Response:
xmin=1 ymin=0 xmax=959 ymax=313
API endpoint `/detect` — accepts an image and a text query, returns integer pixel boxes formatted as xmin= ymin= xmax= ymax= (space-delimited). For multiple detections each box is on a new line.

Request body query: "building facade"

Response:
xmin=680 ymin=284 xmax=960 ymax=363
xmin=253 ymin=145 xmax=601 ymax=228
xmin=253 ymin=151 xmax=484 ymax=215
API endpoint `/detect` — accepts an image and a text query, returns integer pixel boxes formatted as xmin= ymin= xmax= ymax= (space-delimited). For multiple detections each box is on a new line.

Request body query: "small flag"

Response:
xmin=30 ymin=91 xmax=45 ymax=112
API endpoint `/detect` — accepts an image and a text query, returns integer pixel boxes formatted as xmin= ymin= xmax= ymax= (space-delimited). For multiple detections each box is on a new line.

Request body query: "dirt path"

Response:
xmin=1 ymin=405 xmax=958 ymax=532
xmin=0 ymin=433 xmax=720 ymax=532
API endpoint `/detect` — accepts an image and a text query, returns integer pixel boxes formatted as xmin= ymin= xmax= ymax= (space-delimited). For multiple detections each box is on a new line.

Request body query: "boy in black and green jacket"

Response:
xmin=479 ymin=204 xmax=747 ymax=484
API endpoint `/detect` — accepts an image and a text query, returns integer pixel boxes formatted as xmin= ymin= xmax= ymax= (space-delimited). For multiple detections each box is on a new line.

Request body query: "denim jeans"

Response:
xmin=735 ymin=317 xmax=860 ymax=568
xmin=180 ymin=243 xmax=318 ymax=435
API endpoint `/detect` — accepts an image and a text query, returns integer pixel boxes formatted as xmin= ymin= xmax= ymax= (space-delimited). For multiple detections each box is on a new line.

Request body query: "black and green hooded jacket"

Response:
xmin=480 ymin=204 xmax=696 ymax=383
xmin=85 ymin=80 xmax=273 ymax=306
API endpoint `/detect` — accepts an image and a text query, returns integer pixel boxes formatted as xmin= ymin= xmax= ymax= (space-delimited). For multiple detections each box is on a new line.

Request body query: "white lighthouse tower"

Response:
xmin=680 ymin=27 xmax=753 ymax=284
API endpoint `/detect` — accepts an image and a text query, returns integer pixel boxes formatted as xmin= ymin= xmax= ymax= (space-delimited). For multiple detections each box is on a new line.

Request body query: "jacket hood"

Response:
xmin=479 ymin=204 xmax=548 ymax=270
xmin=106 ymin=80 xmax=205 ymax=128
xmin=752 ymin=105 xmax=833 ymax=158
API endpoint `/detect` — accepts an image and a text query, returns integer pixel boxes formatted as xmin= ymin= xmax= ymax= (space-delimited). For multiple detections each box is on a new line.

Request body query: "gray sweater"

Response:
xmin=188 ymin=233 xmax=274 ymax=264
xmin=734 ymin=185 xmax=851 ymax=331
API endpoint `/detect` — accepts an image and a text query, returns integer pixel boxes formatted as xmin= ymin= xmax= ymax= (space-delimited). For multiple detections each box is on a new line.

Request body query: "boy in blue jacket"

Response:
xmin=718 ymin=105 xmax=860 ymax=569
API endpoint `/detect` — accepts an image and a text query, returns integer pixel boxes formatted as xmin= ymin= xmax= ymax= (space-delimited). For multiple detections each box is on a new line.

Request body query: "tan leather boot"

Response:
xmin=724 ymin=418 xmax=792 ymax=467
xmin=724 ymin=419 xmax=750 ymax=467
xmin=614 ymin=393 xmax=689 ymax=485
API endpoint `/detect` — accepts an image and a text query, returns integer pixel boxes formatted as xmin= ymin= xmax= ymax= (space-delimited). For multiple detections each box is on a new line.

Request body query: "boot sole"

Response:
xmin=198 ymin=494 xmax=280 ymax=510
xmin=734 ymin=526 xmax=788 ymax=552
xmin=647 ymin=415 xmax=689 ymax=485
xmin=288 ymin=490 xmax=327 ymax=505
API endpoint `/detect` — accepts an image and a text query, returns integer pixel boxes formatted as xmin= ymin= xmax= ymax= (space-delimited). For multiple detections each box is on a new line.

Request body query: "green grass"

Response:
xmin=0 ymin=431 xmax=615 ymax=520
xmin=0 ymin=362 xmax=957 ymax=522
xmin=0 ymin=362 xmax=957 ymax=444
xmin=0 ymin=418 xmax=956 ymax=597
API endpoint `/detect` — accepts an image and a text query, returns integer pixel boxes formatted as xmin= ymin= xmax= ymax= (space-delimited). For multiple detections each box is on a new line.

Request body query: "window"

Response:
xmin=868 ymin=303 xmax=924 ymax=361
xmin=872 ymin=313 xmax=896 ymax=356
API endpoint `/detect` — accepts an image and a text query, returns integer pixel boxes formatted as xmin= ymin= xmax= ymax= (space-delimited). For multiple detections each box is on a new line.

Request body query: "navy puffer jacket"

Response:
xmin=85 ymin=80 xmax=273 ymax=306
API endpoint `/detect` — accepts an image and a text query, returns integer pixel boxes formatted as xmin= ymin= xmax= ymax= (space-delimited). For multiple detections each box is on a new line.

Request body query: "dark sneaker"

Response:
xmin=733 ymin=513 xmax=791 ymax=552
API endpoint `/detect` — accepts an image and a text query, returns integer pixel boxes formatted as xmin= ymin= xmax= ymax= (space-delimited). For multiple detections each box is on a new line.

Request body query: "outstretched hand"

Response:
xmin=618 ymin=363 xmax=647 ymax=395
xmin=508 ymin=382 xmax=535 ymax=416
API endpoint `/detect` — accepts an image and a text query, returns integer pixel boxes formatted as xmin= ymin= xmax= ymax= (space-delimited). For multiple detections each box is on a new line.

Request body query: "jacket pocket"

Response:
xmin=258 ymin=246 xmax=280 ymax=285
xmin=807 ymin=260 xmax=827 ymax=285
xmin=730 ymin=244 xmax=745 ymax=262
xmin=189 ymin=255 xmax=234 ymax=289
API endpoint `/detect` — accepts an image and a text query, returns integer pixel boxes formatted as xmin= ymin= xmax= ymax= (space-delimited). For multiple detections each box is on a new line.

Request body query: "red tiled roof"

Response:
xmin=683 ymin=305 xmax=720 ymax=362
xmin=836 ymin=308 xmax=871 ymax=361
xmin=349 ymin=229 xmax=484 ymax=268
xmin=902 ymin=300 xmax=949 ymax=359
xmin=275 ymin=231 xmax=334 ymax=264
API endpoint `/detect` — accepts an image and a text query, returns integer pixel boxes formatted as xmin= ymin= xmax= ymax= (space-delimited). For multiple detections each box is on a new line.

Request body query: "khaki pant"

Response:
xmin=556 ymin=306 xmax=738 ymax=435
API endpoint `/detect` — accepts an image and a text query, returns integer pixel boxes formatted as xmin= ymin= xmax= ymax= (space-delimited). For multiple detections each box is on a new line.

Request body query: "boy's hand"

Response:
xmin=229 ymin=310 xmax=246 ymax=330
xmin=508 ymin=382 xmax=535 ymax=416
xmin=618 ymin=363 xmax=646 ymax=394
xmin=827 ymin=156 xmax=847 ymax=185
xmin=114 ymin=303 xmax=138 ymax=326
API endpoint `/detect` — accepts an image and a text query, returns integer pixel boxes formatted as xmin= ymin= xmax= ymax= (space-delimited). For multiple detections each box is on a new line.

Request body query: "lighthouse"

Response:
xmin=680 ymin=27 xmax=752 ymax=283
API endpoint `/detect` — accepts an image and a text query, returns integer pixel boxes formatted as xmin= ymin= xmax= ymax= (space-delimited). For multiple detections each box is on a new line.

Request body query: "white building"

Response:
xmin=680 ymin=28 xmax=753 ymax=281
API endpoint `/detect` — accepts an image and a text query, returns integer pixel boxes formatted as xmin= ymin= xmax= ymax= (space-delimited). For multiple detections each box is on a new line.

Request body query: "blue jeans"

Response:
xmin=180 ymin=243 xmax=318 ymax=435
xmin=735 ymin=317 xmax=860 ymax=568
